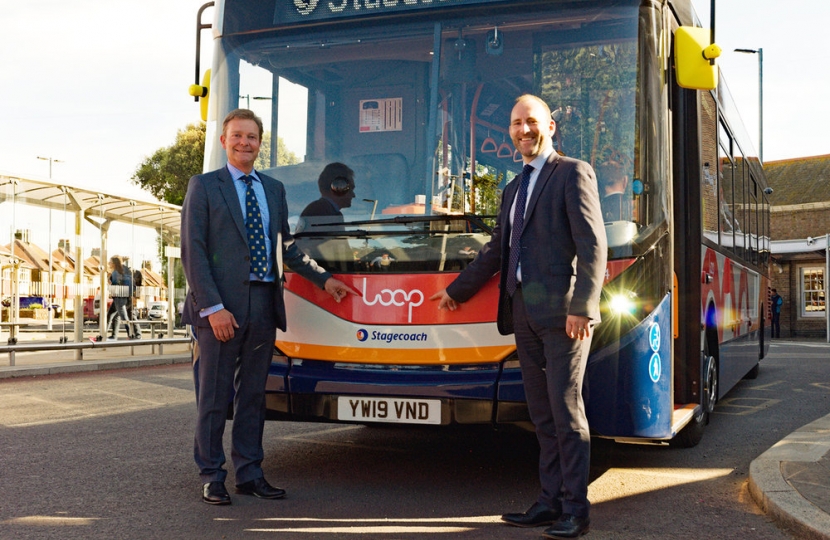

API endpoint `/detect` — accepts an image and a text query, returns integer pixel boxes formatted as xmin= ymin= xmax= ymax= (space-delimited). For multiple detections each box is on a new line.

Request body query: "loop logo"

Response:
xmin=356 ymin=329 xmax=369 ymax=341
xmin=360 ymin=277 xmax=424 ymax=323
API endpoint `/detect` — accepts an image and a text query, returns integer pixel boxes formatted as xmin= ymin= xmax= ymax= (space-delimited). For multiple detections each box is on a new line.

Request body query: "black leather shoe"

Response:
xmin=235 ymin=477 xmax=286 ymax=499
xmin=202 ymin=481 xmax=231 ymax=505
xmin=501 ymin=502 xmax=561 ymax=528
xmin=542 ymin=514 xmax=590 ymax=538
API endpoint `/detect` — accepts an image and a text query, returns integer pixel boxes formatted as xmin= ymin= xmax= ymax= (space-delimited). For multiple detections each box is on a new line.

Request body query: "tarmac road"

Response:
xmin=0 ymin=340 xmax=828 ymax=539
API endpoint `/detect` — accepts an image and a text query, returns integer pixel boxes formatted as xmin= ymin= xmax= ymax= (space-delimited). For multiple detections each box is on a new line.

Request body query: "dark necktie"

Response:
xmin=242 ymin=175 xmax=267 ymax=279
xmin=505 ymin=164 xmax=534 ymax=296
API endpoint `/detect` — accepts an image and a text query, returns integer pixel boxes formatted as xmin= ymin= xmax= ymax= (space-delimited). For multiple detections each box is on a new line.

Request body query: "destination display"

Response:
xmin=276 ymin=0 xmax=509 ymax=25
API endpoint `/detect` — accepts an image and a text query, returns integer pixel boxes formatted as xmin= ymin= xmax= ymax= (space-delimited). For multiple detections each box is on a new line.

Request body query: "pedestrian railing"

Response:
xmin=0 ymin=336 xmax=192 ymax=367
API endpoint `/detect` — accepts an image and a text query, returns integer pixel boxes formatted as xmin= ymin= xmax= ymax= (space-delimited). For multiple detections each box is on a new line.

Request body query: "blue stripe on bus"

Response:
xmin=586 ymin=293 xmax=673 ymax=439
xmin=273 ymin=360 xmax=501 ymax=401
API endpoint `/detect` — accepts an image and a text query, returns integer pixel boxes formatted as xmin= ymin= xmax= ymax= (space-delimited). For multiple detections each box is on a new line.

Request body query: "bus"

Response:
xmin=190 ymin=0 xmax=770 ymax=446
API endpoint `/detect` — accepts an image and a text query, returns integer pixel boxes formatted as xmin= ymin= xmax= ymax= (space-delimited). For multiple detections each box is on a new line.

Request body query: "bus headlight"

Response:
xmin=609 ymin=291 xmax=638 ymax=316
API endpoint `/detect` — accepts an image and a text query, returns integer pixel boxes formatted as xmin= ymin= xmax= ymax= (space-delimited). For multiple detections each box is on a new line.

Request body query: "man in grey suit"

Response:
xmin=181 ymin=109 xmax=356 ymax=506
xmin=431 ymin=95 xmax=607 ymax=538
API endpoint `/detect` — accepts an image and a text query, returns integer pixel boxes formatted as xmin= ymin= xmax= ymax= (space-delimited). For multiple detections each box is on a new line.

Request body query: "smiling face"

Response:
xmin=220 ymin=118 xmax=261 ymax=173
xmin=509 ymin=97 xmax=556 ymax=163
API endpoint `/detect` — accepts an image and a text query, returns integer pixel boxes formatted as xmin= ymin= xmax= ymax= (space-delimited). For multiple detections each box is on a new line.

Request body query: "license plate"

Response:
xmin=337 ymin=396 xmax=441 ymax=425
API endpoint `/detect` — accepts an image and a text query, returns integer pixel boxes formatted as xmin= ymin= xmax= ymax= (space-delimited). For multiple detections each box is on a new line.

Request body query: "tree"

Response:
xmin=255 ymin=131 xmax=301 ymax=170
xmin=132 ymin=123 xmax=205 ymax=206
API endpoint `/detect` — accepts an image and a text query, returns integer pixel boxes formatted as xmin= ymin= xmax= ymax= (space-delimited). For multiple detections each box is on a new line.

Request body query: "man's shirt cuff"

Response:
xmin=200 ymin=304 xmax=224 ymax=318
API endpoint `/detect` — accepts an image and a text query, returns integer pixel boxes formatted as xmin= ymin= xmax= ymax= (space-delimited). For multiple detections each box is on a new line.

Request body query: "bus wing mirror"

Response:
xmin=675 ymin=27 xmax=720 ymax=90
xmin=188 ymin=69 xmax=211 ymax=121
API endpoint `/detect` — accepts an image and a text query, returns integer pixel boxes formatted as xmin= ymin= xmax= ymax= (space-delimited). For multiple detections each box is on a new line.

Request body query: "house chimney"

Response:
xmin=58 ymin=239 xmax=71 ymax=251
xmin=14 ymin=229 xmax=31 ymax=243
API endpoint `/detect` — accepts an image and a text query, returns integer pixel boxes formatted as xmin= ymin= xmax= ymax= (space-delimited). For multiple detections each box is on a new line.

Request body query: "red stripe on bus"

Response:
xmin=284 ymin=273 xmax=501 ymax=325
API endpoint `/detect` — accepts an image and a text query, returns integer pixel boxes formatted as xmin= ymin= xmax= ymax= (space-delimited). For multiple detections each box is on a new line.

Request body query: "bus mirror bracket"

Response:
xmin=188 ymin=70 xmax=211 ymax=122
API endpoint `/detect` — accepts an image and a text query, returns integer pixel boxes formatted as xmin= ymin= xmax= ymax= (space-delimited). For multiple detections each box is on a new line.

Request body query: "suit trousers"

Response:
xmin=512 ymin=287 xmax=592 ymax=517
xmin=193 ymin=283 xmax=277 ymax=485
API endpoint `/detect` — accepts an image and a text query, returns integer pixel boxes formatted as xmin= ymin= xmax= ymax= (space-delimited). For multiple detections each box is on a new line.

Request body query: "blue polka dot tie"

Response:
xmin=505 ymin=164 xmax=534 ymax=297
xmin=242 ymin=175 xmax=268 ymax=280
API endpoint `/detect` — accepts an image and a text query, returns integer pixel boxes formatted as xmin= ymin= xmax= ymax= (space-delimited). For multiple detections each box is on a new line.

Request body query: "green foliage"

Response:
xmin=132 ymin=123 xmax=206 ymax=206
xmin=255 ymin=132 xmax=301 ymax=169
xmin=472 ymin=170 xmax=504 ymax=216
xmin=538 ymin=42 xmax=637 ymax=168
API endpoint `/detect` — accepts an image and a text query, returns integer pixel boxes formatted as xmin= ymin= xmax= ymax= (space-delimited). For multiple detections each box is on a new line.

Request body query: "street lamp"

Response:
xmin=239 ymin=95 xmax=271 ymax=109
xmin=734 ymin=48 xmax=763 ymax=162
xmin=37 ymin=156 xmax=65 ymax=179
xmin=37 ymin=156 xmax=64 ymax=330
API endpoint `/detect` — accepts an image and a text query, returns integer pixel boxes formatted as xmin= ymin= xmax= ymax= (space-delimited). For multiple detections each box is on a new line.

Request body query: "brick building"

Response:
xmin=767 ymin=154 xmax=830 ymax=339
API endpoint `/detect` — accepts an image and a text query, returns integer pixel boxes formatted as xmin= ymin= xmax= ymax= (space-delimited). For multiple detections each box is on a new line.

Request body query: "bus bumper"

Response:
xmin=264 ymin=358 xmax=530 ymax=425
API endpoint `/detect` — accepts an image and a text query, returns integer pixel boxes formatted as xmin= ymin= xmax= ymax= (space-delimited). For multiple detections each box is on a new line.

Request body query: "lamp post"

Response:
xmin=734 ymin=48 xmax=763 ymax=162
xmin=239 ymin=95 xmax=270 ymax=109
xmin=37 ymin=156 xmax=64 ymax=330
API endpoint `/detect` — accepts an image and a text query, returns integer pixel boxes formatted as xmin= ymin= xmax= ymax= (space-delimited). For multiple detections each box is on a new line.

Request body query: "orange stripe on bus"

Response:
xmin=275 ymin=341 xmax=516 ymax=364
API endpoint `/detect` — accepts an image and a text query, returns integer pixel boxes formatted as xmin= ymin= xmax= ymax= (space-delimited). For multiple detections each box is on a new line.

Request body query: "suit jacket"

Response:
xmin=180 ymin=166 xmax=331 ymax=332
xmin=447 ymin=152 xmax=607 ymax=335
xmin=296 ymin=197 xmax=344 ymax=233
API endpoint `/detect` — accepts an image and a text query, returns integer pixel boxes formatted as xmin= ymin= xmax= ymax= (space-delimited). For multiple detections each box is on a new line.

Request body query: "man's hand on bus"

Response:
xmin=430 ymin=289 xmax=459 ymax=311
xmin=208 ymin=309 xmax=239 ymax=342
xmin=566 ymin=315 xmax=591 ymax=340
xmin=324 ymin=278 xmax=359 ymax=303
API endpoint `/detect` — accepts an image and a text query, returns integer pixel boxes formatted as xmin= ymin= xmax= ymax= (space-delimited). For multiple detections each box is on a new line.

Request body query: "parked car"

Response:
xmin=147 ymin=301 xmax=169 ymax=321
xmin=85 ymin=295 xmax=113 ymax=322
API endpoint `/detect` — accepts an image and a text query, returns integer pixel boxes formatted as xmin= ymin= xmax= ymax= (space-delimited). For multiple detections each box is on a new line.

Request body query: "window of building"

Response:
xmin=800 ymin=266 xmax=826 ymax=318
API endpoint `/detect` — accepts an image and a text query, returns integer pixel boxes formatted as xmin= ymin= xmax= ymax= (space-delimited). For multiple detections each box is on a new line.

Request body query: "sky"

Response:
xmin=1 ymin=0 xmax=828 ymax=261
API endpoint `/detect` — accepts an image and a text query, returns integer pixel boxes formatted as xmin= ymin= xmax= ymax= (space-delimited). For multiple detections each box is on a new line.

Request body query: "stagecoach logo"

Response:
xmin=293 ymin=0 xmax=319 ymax=15
xmin=294 ymin=0 xmax=464 ymax=17
xmin=360 ymin=277 xmax=424 ymax=323
xmin=355 ymin=327 xmax=429 ymax=344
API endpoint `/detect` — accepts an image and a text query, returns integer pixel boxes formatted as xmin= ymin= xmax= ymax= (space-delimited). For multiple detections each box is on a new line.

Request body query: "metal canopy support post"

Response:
xmin=73 ymin=205 xmax=84 ymax=357
xmin=61 ymin=189 xmax=87 ymax=355
xmin=167 ymin=247 xmax=177 ymax=338
xmin=47 ymin=209 xmax=53 ymax=331
xmin=38 ymin=156 xmax=64 ymax=330
xmin=9 ymin=179 xmax=19 ymax=343
xmin=98 ymin=220 xmax=113 ymax=343
xmin=59 ymin=187 xmax=69 ymax=343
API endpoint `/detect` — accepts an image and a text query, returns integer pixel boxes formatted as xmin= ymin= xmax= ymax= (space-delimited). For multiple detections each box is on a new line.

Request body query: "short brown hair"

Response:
xmin=515 ymin=94 xmax=552 ymax=120
xmin=222 ymin=108 xmax=264 ymax=139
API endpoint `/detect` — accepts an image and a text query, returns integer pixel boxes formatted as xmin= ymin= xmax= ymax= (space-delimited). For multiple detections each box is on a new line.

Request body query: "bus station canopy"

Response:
xmin=0 ymin=173 xmax=182 ymax=351
xmin=0 ymin=173 xmax=181 ymax=238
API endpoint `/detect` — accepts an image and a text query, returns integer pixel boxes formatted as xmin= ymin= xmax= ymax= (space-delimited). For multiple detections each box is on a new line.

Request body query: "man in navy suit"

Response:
xmin=432 ymin=95 xmax=607 ymax=538
xmin=181 ymin=109 xmax=356 ymax=505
